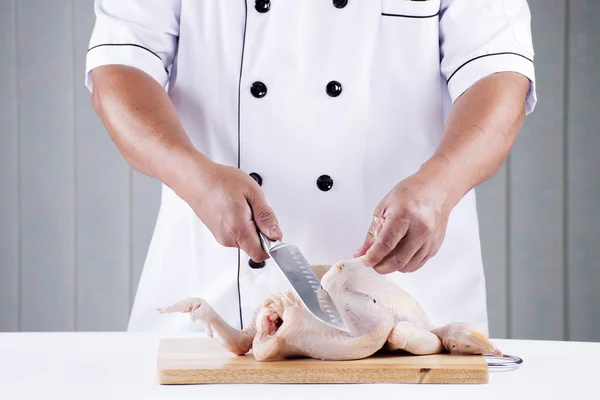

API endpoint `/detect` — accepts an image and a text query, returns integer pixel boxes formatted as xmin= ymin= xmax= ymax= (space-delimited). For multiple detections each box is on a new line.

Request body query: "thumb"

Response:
xmin=247 ymin=190 xmax=282 ymax=241
xmin=353 ymin=240 xmax=372 ymax=258
xmin=353 ymin=215 xmax=384 ymax=258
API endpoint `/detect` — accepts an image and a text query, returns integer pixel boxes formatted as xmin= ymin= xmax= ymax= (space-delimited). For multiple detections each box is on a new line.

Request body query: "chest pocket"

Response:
xmin=376 ymin=0 xmax=441 ymax=77
xmin=381 ymin=0 xmax=441 ymax=18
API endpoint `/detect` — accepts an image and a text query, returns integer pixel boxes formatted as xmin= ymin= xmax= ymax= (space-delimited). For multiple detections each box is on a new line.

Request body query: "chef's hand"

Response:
xmin=88 ymin=65 xmax=280 ymax=263
xmin=188 ymin=161 xmax=282 ymax=263
xmin=353 ymin=160 xmax=455 ymax=274
xmin=353 ymin=72 xmax=531 ymax=273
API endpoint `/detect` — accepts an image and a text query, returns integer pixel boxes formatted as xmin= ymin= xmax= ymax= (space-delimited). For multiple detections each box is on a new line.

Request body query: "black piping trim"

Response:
xmin=381 ymin=11 xmax=440 ymax=18
xmin=237 ymin=251 xmax=243 ymax=330
xmin=447 ymin=52 xmax=534 ymax=84
xmin=236 ymin=0 xmax=249 ymax=331
xmin=87 ymin=43 xmax=169 ymax=73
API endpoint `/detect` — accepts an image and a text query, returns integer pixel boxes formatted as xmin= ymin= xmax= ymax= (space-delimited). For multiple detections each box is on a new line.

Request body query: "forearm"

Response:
xmin=90 ymin=64 xmax=210 ymax=197
xmin=420 ymin=71 xmax=530 ymax=207
xmin=91 ymin=64 xmax=281 ymax=257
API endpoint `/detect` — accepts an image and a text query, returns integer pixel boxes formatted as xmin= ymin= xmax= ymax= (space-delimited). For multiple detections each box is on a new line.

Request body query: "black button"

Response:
xmin=249 ymin=172 xmax=263 ymax=186
xmin=326 ymin=81 xmax=342 ymax=97
xmin=333 ymin=0 xmax=348 ymax=9
xmin=249 ymin=259 xmax=266 ymax=269
xmin=316 ymin=175 xmax=334 ymax=192
xmin=255 ymin=0 xmax=271 ymax=13
xmin=251 ymin=82 xmax=267 ymax=98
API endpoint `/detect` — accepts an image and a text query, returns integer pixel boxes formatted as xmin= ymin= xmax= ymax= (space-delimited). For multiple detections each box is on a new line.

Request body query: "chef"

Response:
xmin=85 ymin=0 xmax=536 ymax=336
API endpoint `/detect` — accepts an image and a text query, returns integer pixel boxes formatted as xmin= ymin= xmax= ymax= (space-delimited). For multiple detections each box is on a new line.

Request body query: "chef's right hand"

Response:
xmin=188 ymin=161 xmax=282 ymax=263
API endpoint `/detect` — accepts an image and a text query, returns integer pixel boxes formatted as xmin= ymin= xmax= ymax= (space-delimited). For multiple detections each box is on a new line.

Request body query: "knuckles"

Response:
xmin=392 ymin=204 xmax=438 ymax=237
xmin=376 ymin=234 xmax=398 ymax=253
xmin=223 ymin=222 xmax=242 ymax=239
xmin=416 ymin=217 xmax=436 ymax=235
xmin=389 ymin=254 xmax=409 ymax=271
xmin=216 ymin=221 xmax=243 ymax=247
xmin=254 ymin=207 xmax=276 ymax=225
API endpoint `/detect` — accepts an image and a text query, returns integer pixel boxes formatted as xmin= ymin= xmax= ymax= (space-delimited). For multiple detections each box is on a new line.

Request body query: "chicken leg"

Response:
xmin=385 ymin=321 xmax=444 ymax=355
xmin=157 ymin=258 xmax=502 ymax=361
xmin=263 ymin=303 xmax=409 ymax=362
xmin=156 ymin=297 xmax=253 ymax=355
xmin=432 ymin=322 xmax=503 ymax=356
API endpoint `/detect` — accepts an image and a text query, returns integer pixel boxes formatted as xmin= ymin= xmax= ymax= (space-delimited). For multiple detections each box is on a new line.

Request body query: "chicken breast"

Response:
xmin=157 ymin=256 xmax=501 ymax=361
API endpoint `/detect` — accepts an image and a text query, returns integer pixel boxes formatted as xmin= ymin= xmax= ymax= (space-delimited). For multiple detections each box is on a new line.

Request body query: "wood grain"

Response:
xmin=156 ymin=338 xmax=489 ymax=384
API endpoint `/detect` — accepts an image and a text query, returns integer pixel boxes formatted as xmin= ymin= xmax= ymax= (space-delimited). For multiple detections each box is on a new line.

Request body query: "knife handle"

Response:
xmin=258 ymin=230 xmax=283 ymax=254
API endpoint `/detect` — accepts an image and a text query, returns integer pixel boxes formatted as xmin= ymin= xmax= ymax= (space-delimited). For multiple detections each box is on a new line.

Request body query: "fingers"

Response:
xmin=353 ymin=239 xmax=371 ymax=259
xmin=236 ymin=221 xmax=270 ymax=262
xmin=238 ymin=186 xmax=282 ymax=262
xmin=405 ymin=233 xmax=444 ymax=273
xmin=246 ymin=188 xmax=282 ymax=241
xmin=363 ymin=215 xmax=409 ymax=268
xmin=374 ymin=238 xmax=423 ymax=275
xmin=353 ymin=216 xmax=384 ymax=258
xmin=201 ymin=166 xmax=282 ymax=262
xmin=406 ymin=246 xmax=432 ymax=273
xmin=213 ymin=206 xmax=268 ymax=261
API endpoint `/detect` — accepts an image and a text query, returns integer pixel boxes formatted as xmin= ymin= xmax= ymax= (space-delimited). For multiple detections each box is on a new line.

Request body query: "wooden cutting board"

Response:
xmin=157 ymin=338 xmax=489 ymax=384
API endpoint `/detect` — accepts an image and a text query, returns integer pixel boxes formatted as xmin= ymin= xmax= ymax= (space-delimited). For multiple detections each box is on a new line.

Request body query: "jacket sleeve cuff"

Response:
xmin=85 ymin=44 xmax=170 ymax=92
xmin=446 ymin=53 xmax=537 ymax=115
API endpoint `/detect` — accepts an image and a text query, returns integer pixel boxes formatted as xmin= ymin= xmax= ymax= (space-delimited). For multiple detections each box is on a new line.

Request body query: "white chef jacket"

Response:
xmin=85 ymin=0 xmax=537 ymax=336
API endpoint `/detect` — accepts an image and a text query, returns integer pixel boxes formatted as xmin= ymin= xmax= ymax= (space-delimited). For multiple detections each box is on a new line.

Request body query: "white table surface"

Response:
xmin=1 ymin=332 xmax=597 ymax=399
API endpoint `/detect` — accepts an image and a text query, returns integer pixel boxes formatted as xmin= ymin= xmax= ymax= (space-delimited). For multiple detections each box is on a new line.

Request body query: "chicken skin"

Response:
xmin=157 ymin=257 xmax=501 ymax=361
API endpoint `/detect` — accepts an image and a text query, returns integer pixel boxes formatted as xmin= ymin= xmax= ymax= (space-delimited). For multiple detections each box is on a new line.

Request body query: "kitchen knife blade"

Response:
xmin=258 ymin=231 xmax=349 ymax=332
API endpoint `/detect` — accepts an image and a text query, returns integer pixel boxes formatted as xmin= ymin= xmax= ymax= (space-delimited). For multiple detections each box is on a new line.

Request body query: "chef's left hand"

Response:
xmin=353 ymin=160 xmax=458 ymax=274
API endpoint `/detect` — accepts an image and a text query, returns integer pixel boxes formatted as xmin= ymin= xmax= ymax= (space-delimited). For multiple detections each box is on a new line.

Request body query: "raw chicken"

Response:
xmin=157 ymin=257 xmax=502 ymax=361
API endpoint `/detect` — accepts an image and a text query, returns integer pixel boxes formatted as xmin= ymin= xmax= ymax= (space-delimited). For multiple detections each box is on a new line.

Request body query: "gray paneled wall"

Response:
xmin=0 ymin=0 xmax=598 ymax=340
xmin=0 ymin=0 xmax=18 ymax=332
xmin=477 ymin=0 xmax=600 ymax=341
xmin=18 ymin=0 xmax=75 ymax=332
xmin=0 ymin=0 xmax=161 ymax=332
xmin=510 ymin=0 xmax=566 ymax=341
xmin=566 ymin=0 xmax=600 ymax=341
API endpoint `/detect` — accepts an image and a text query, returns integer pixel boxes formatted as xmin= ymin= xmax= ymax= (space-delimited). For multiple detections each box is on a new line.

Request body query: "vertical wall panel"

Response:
xmin=17 ymin=0 xmax=75 ymax=331
xmin=0 ymin=0 xmax=19 ymax=331
xmin=566 ymin=0 xmax=600 ymax=342
xmin=508 ymin=0 xmax=566 ymax=340
xmin=73 ymin=0 xmax=131 ymax=331
xmin=130 ymin=172 xmax=161 ymax=307
xmin=1 ymin=0 xmax=600 ymax=339
xmin=476 ymin=167 xmax=508 ymax=339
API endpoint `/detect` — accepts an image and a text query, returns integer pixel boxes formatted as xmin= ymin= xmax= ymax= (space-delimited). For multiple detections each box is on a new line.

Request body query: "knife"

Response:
xmin=258 ymin=231 xmax=349 ymax=332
